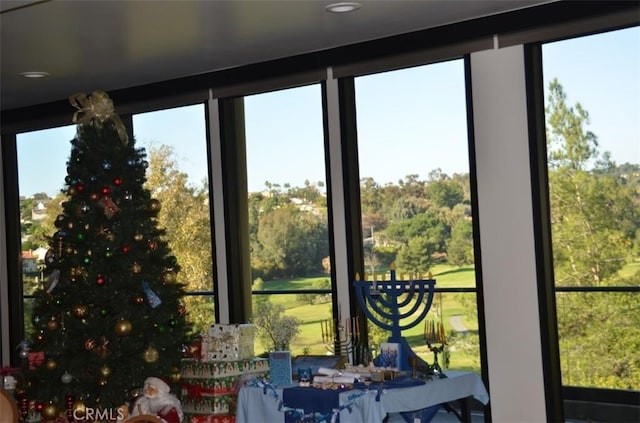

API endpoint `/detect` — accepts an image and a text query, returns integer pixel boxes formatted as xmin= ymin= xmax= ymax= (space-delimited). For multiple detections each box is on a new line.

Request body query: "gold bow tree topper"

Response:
xmin=69 ymin=90 xmax=129 ymax=144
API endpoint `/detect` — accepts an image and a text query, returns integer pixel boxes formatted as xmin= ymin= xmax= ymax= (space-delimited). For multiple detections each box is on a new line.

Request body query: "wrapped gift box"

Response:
xmin=206 ymin=324 xmax=255 ymax=361
xmin=269 ymin=351 xmax=292 ymax=387
xmin=181 ymin=358 xmax=269 ymax=378
xmin=184 ymin=414 xmax=235 ymax=423
xmin=181 ymin=376 xmax=239 ymax=397
xmin=181 ymin=394 xmax=233 ymax=414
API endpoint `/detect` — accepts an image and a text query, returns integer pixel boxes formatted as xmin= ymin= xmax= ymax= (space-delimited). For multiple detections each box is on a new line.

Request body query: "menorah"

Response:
xmin=320 ymin=317 xmax=359 ymax=359
xmin=353 ymin=265 xmax=435 ymax=372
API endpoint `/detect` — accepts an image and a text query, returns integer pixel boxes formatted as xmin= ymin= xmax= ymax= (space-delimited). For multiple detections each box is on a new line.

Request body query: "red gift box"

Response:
xmin=186 ymin=414 xmax=235 ymax=423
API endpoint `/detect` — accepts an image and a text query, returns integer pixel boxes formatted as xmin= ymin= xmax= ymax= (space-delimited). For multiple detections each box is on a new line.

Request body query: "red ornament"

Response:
xmin=27 ymin=351 xmax=45 ymax=369
xmin=101 ymin=186 xmax=111 ymax=195
xmin=120 ymin=244 xmax=131 ymax=254
xmin=113 ymin=177 xmax=123 ymax=186
xmin=76 ymin=183 xmax=85 ymax=192
xmin=96 ymin=275 xmax=106 ymax=286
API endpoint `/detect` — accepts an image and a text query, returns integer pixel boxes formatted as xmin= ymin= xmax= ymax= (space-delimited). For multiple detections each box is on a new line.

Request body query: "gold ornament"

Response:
xmin=147 ymin=199 xmax=161 ymax=212
xmin=131 ymin=262 xmax=142 ymax=274
xmin=169 ymin=368 xmax=181 ymax=383
xmin=47 ymin=318 xmax=59 ymax=331
xmin=100 ymin=364 xmax=112 ymax=378
xmin=162 ymin=269 xmax=177 ymax=284
xmin=142 ymin=346 xmax=159 ymax=363
xmin=73 ymin=400 xmax=86 ymax=418
xmin=41 ymin=402 xmax=59 ymax=419
xmin=45 ymin=359 xmax=58 ymax=371
xmin=73 ymin=304 xmax=89 ymax=318
xmin=114 ymin=319 xmax=132 ymax=336
xmin=134 ymin=233 xmax=144 ymax=242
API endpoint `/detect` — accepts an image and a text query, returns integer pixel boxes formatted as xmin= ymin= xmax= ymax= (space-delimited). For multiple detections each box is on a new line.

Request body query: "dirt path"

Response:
xmin=449 ymin=314 xmax=468 ymax=333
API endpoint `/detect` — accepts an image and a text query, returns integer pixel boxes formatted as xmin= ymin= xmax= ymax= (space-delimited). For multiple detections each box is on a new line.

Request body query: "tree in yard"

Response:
xmin=253 ymin=205 xmax=328 ymax=279
xmin=145 ymin=145 xmax=215 ymax=335
xmin=447 ymin=219 xmax=474 ymax=266
xmin=252 ymin=301 xmax=301 ymax=352
xmin=546 ymin=79 xmax=640 ymax=389
xmin=17 ymin=92 xmax=191 ymax=419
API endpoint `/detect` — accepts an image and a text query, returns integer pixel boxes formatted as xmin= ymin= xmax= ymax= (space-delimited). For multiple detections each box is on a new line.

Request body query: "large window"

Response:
xmin=133 ymin=104 xmax=215 ymax=334
xmin=16 ymin=104 xmax=215 ymax=338
xmin=243 ymin=85 xmax=333 ymax=356
xmin=354 ymin=60 xmax=480 ymax=372
xmin=17 ymin=125 xmax=77 ymax=337
xmin=542 ymin=27 xmax=640 ymax=390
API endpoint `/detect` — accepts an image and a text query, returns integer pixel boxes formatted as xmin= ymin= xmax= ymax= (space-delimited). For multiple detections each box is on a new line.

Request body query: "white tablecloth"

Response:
xmin=236 ymin=371 xmax=489 ymax=423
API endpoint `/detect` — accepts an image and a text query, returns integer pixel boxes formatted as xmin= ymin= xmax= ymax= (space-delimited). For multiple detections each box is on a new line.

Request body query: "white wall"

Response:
xmin=471 ymin=45 xmax=547 ymax=421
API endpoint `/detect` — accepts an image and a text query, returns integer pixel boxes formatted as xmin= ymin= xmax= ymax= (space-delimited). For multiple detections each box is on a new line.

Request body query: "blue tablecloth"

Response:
xmin=283 ymin=386 xmax=343 ymax=422
xmin=236 ymin=371 xmax=489 ymax=423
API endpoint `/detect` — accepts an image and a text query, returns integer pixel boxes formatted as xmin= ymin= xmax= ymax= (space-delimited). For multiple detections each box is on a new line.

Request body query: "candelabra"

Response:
xmin=321 ymin=317 xmax=360 ymax=362
xmin=424 ymin=319 xmax=447 ymax=376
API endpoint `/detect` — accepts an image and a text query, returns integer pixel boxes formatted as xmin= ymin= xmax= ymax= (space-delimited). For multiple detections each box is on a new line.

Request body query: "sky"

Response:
xmin=16 ymin=26 xmax=639 ymax=198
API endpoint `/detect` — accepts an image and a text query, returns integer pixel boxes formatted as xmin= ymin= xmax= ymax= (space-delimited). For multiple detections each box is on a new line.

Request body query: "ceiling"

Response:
xmin=1 ymin=0 xmax=553 ymax=112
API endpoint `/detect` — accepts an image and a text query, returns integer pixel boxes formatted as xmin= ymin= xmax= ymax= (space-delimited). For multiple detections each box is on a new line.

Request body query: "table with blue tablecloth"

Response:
xmin=236 ymin=370 xmax=489 ymax=423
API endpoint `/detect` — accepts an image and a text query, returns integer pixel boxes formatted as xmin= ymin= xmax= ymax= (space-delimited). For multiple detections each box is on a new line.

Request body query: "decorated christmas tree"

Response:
xmin=17 ymin=91 xmax=192 ymax=421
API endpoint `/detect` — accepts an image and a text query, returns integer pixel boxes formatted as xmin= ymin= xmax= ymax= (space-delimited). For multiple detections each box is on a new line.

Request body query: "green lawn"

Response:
xmin=255 ymin=265 xmax=480 ymax=371
xmin=256 ymin=260 xmax=638 ymax=371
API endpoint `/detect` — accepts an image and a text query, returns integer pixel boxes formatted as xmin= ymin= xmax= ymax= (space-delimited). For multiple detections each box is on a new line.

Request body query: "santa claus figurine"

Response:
xmin=130 ymin=376 xmax=184 ymax=423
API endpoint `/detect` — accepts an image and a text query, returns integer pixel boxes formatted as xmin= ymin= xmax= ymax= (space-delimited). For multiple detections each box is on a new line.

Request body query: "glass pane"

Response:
xmin=556 ymin=292 xmax=639 ymax=389
xmin=543 ymin=27 xmax=640 ymax=390
xmin=243 ymin=85 xmax=333 ymax=354
xmin=133 ymin=104 xmax=214 ymax=334
xmin=252 ymin=293 xmax=332 ymax=356
xmin=354 ymin=60 xmax=479 ymax=372
xmin=17 ymin=125 xmax=76 ymax=338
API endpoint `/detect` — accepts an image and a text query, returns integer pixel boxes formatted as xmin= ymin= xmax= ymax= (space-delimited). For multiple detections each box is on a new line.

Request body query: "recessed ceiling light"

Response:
xmin=325 ymin=2 xmax=361 ymax=13
xmin=20 ymin=71 xmax=51 ymax=78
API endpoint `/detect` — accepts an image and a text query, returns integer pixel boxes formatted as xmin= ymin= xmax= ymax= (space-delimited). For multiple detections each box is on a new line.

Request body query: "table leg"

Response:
xmin=459 ymin=396 xmax=472 ymax=422
xmin=442 ymin=396 xmax=473 ymax=423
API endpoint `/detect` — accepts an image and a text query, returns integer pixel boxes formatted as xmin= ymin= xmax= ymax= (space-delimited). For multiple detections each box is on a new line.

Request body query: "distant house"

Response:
xmin=31 ymin=202 xmax=47 ymax=221
xmin=21 ymin=251 xmax=38 ymax=274
xmin=33 ymin=247 xmax=49 ymax=262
